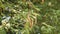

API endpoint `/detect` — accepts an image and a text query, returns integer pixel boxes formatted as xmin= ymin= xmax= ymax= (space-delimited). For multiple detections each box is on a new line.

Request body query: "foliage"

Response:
xmin=0 ymin=0 xmax=60 ymax=34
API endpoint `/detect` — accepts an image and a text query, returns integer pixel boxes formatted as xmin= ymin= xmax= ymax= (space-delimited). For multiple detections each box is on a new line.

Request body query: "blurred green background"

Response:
xmin=0 ymin=0 xmax=60 ymax=34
